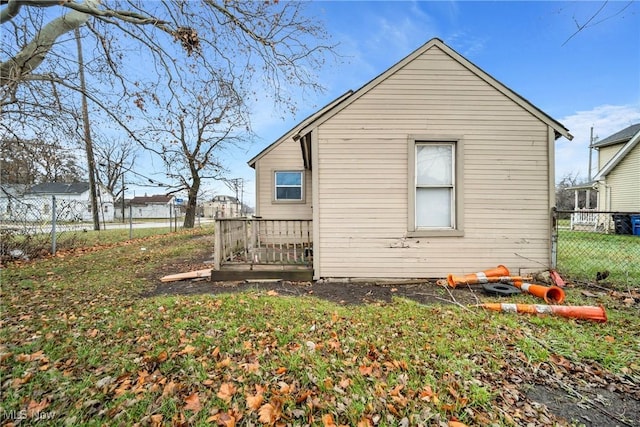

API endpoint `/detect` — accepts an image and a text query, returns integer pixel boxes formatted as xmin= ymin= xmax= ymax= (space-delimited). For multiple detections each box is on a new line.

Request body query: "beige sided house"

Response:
xmin=248 ymin=38 xmax=573 ymax=280
xmin=592 ymin=123 xmax=640 ymax=212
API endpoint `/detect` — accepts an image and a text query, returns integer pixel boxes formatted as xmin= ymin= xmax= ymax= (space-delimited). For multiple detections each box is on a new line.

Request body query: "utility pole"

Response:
xmin=240 ymin=178 xmax=244 ymax=217
xmin=586 ymin=127 xmax=597 ymax=209
xmin=588 ymin=126 xmax=594 ymax=181
xmin=223 ymin=178 xmax=243 ymax=217
xmin=76 ymin=28 xmax=100 ymax=231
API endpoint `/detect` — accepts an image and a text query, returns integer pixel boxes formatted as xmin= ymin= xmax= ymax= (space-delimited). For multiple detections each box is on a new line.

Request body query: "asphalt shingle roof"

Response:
xmin=593 ymin=123 xmax=640 ymax=148
xmin=129 ymin=195 xmax=173 ymax=204
xmin=28 ymin=182 xmax=90 ymax=194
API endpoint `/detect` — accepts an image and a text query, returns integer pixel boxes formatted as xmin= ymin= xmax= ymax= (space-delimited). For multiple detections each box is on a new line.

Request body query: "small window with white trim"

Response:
xmin=274 ymin=171 xmax=304 ymax=201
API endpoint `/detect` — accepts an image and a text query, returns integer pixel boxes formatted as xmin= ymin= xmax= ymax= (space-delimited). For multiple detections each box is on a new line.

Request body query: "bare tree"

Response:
xmin=2 ymin=1 xmax=336 ymax=227
xmin=93 ymin=137 xmax=136 ymax=201
xmin=2 ymin=1 xmax=335 ymax=123
xmin=138 ymin=78 xmax=246 ymax=228
xmin=0 ymin=137 xmax=83 ymax=184
xmin=562 ymin=0 xmax=636 ymax=46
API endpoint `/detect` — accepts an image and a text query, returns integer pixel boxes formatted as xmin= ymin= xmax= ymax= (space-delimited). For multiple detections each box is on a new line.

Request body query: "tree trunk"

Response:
xmin=183 ymin=177 xmax=200 ymax=228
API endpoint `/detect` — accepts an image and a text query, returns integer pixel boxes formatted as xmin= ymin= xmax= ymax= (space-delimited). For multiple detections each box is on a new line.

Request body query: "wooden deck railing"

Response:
xmin=214 ymin=218 xmax=312 ymax=269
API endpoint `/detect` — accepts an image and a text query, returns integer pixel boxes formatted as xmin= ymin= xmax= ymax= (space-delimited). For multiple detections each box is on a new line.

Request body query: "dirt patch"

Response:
xmin=143 ymin=276 xmax=485 ymax=306
xmin=144 ymin=236 xmax=482 ymax=305
xmin=526 ymin=384 xmax=639 ymax=426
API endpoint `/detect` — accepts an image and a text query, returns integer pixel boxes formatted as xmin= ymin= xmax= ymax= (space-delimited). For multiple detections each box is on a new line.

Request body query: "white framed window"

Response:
xmin=274 ymin=171 xmax=304 ymax=202
xmin=416 ymin=143 xmax=454 ymax=228
xmin=408 ymin=137 xmax=463 ymax=236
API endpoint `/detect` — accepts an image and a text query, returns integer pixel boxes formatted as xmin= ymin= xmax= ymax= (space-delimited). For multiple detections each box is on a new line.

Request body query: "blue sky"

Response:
xmin=180 ymin=1 xmax=640 ymax=205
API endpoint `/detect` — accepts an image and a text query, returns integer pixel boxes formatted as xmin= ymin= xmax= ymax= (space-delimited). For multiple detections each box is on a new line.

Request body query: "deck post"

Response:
xmin=214 ymin=219 xmax=222 ymax=270
xmin=250 ymin=218 xmax=257 ymax=264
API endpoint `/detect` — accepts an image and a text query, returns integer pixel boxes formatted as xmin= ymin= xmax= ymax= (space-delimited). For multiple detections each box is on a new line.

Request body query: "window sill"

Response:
xmin=407 ymin=229 xmax=464 ymax=237
xmin=272 ymin=199 xmax=306 ymax=204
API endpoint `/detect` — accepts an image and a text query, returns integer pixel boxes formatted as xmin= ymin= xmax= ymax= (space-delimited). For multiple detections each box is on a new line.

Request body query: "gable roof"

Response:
xmin=593 ymin=125 xmax=640 ymax=180
xmin=129 ymin=195 xmax=173 ymax=205
xmin=248 ymin=90 xmax=354 ymax=168
xmin=29 ymin=182 xmax=90 ymax=194
xmin=592 ymin=123 xmax=640 ymax=148
xmin=295 ymin=38 xmax=572 ymax=141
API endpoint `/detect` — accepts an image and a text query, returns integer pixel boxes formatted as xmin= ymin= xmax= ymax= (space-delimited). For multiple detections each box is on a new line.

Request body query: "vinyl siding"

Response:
xmin=314 ymin=46 xmax=553 ymax=278
xmin=255 ymin=137 xmax=312 ymax=220
xmin=605 ymin=144 xmax=640 ymax=211
xmin=598 ymin=144 xmax=623 ymax=169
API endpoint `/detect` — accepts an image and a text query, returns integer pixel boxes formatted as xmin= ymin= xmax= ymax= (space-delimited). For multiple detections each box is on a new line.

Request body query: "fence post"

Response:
xmin=51 ymin=195 xmax=57 ymax=255
xmin=169 ymin=202 xmax=173 ymax=233
xmin=550 ymin=207 xmax=557 ymax=269
xmin=174 ymin=201 xmax=178 ymax=232
xmin=129 ymin=204 xmax=133 ymax=239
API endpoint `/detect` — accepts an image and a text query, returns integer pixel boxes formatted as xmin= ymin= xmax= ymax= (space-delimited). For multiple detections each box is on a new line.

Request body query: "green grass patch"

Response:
xmin=557 ymin=229 xmax=640 ymax=284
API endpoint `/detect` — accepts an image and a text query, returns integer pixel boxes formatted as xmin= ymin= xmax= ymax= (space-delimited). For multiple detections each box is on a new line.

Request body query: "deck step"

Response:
xmin=211 ymin=269 xmax=313 ymax=282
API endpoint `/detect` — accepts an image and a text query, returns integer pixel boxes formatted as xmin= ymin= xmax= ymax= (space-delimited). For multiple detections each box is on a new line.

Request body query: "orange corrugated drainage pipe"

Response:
xmin=446 ymin=265 xmax=510 ymax=287
xmin=480 ymin=303 xmax=607 ymax=323
xmin=515 ymin=283 xmax=566 ymax=304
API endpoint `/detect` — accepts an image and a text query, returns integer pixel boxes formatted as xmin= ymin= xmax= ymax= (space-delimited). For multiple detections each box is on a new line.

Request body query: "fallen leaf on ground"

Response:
xmin=322 ymin=413 xmax=337 ymax=426
xmin=217 ymin=382 xmax=236 ymax=403
xmin=27 ymin=399 xmax=49 ymax=417
xmin=184 ymin=392 xmax=202 ymax=413
xmin=246 ymin=393 xmax=263 ymax=411
xmin=258 ymin=402 xmax=281 ymax=424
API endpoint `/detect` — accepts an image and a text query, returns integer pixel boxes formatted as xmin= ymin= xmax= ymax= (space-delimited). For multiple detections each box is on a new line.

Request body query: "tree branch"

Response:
xmin=1 ymin=0 xmax=98 ymax=87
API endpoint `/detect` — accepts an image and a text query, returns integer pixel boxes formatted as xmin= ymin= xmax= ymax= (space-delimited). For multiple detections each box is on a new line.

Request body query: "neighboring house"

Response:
xmin=592 ymin=123 xmax=640 ymax=212
xmin=25 ymin=182 xmax=114 ymax=222
xmin=126 ymin=195 xmax=175 ymax=219
xmin=248 ymin=38 xmax=572 ymax=280
xmin=0 ymin=184 xmax=30 ymax=220
xmin=203 ymin=195 xmax=242 ymax=218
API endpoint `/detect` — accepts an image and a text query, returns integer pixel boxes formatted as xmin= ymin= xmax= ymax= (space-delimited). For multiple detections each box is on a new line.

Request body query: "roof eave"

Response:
xmin=247 ymin=90 xmax=354 ymax=168
xmin=593 ymin=130 xmax=640 ymax=180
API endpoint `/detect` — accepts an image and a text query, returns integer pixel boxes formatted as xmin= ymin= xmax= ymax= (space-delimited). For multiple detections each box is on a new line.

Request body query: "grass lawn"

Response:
xmin=1 ymin=228 xmax=639 ymax=426
xmin=557 ymin=230 xmax=640 ymax=284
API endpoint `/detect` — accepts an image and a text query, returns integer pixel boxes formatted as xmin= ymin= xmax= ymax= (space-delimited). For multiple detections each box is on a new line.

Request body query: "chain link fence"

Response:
xmin=1 ymin=195 xmax=191 ymax=263
xmin=553 ymin=209 xmax=640 ymax=285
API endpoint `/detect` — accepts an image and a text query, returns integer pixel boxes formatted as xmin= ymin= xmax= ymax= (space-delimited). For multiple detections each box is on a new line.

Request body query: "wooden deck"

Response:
xmin=214 ymin=218 xmax=313 ymax=282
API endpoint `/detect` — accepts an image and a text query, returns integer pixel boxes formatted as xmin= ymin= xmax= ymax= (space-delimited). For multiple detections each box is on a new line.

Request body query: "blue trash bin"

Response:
xmin=630 ymin=215 xmax=640 ymax=236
